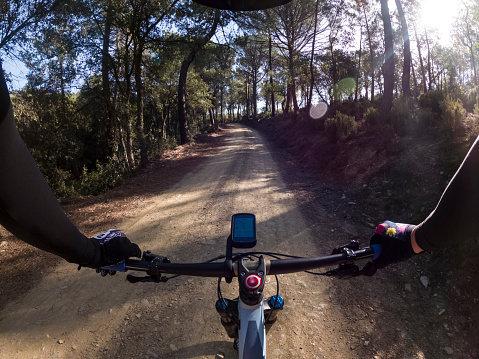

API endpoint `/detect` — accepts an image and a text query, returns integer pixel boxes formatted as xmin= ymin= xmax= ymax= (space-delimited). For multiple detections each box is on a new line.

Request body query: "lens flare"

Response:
xmin=310 ymin=101 xmax=328 ymax=119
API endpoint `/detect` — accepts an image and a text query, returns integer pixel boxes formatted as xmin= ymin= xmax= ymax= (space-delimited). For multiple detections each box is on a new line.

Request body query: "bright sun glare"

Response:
xmin=419 ymin=0 xmax=460 ymax=46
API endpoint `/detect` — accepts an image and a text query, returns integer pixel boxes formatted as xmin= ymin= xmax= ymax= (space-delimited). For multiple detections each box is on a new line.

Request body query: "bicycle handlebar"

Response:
xmin=104 ymin=247 xmax=377 ymax=278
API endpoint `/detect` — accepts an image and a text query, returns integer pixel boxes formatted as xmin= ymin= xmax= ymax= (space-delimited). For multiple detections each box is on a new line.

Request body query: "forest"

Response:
xmin=1 ymin=0 xmax=479 ymax=197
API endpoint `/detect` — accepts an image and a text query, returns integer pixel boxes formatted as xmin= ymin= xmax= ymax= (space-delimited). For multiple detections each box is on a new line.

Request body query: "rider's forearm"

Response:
xmin=414 ymin=135 xmax=479 ymax=252
xmin=0 ymin=67 xmax=100 ymax=265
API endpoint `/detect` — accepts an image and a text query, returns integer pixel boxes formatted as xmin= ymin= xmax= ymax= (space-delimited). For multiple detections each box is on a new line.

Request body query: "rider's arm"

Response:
xmin=414 ymin=135 xmax=479 ymax=251
xmin=370 ymin=136 xmax=479 ymax=270
xmin=0 ymin=67 xmax=101 ymax=265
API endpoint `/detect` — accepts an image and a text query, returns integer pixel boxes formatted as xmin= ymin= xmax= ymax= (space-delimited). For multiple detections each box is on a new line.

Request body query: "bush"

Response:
xmin=439 ymin=95 xmax=467 ymax=135
xmin=418 ymin=89 xmax=445 ymax=115
xmin=364 ymin=107 xmax=379 ymax=127
xmin=463 ymin=86 xmax=479 ymax=112
xmin=76 ymin=158 xmax=127 ymax=196
xmin=325 ymin=111 xmax=358 ymax=142
xmin=390 ymin=98 xmax=416 ymax=135
xmin=417 ymin=107 xmax=436 ymax=128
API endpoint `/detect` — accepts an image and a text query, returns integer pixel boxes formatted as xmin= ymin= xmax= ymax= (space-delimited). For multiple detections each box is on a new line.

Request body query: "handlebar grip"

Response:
xmin=370 ymin=244 xmax=381 ymax=260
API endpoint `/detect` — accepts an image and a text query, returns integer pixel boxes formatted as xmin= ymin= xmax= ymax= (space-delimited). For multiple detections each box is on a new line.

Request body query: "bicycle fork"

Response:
xmin=215 ymin=295 xmax=284 ymax=356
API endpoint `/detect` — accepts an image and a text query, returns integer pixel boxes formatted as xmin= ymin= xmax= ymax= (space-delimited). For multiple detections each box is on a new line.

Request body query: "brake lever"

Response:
xmin=331 ymin=240 xmax=360 ymax=255
xmin=326 ymin=264 xmax=361 ymax=279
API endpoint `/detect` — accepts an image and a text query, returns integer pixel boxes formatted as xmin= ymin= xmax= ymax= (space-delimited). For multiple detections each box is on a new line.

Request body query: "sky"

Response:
xmin=2 ymin=0 xmax=465 ymax=91
xmin=3 ymin=58 xmax=28 ymax=91
xmin=418 ymin=0 xmax=461 ymax=47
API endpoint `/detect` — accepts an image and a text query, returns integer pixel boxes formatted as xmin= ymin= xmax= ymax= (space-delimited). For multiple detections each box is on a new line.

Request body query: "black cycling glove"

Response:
xmin=89 ymin=229 xmax=141 ymax=269
xmin=369 ymin=221 xmax=417 ymax=269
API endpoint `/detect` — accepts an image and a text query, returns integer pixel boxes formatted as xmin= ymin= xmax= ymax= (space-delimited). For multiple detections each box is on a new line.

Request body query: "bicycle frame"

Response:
xmin=238 ymin=299 xmax=266 ymax=358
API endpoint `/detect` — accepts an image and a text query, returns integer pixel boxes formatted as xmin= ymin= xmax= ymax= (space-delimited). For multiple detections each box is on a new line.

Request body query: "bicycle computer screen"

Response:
xmin=231 ymin=213 xmax=256 ymax=248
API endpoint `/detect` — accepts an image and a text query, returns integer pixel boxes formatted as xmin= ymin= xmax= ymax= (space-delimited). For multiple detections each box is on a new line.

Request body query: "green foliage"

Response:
xmin=465 ymin=86 xmax=479 ymax=113
xmin=76 ymin=159 xmax=127 ymax=196
xmin=333 ymin=78 xmax=356 ymax=102
xmin=13 ymin=89 xmax=83 ymax=197
xmin=364 ymin=106 xmax=379 ymax=126
xmin=417 ymin=107 xmax=435 ymax=129
xmin=439 ymin=95 xmax=467 ymax=134
xmin=325 ymin=111 xmax=358 ymax=142
xmin=390 ymin=98 xmax=417 ymax=136
xmin=418 ymin=90 xmax=445 ymax=115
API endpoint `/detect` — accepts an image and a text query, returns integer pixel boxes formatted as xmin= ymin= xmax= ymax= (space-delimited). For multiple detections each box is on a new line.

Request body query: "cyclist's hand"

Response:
xmin=369 ymin=221 xmax=416 ymax=269
xmin=91 ymin=229 xmax=141 ymax=268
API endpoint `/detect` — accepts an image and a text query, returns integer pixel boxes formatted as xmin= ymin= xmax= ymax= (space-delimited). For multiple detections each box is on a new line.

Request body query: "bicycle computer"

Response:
xmin=231 ymin=213 xmax=256 ymax=248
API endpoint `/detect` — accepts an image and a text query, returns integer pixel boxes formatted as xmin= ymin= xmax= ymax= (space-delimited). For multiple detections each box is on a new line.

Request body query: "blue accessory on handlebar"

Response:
xmin=269 ymin=295 xmax=284 ymax=310
xmin=101 ymin=262 xmax=127 ymax=272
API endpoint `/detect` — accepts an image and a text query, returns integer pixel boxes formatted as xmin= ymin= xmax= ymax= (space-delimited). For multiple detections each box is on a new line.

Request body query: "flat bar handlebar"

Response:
xmin=268 ymin=247 xmax=374 ymax=275
xmin=117 ymin=247 xmax=376 ymax=278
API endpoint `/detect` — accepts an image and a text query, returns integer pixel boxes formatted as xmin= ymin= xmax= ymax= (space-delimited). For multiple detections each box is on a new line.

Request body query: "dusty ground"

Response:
xmin=0 ymin=123 xmax=478 ymax=358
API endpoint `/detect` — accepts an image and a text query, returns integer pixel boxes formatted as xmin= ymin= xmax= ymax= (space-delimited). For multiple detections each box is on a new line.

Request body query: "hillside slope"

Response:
xmin=253 ymin=113 xmax=479 ymax=357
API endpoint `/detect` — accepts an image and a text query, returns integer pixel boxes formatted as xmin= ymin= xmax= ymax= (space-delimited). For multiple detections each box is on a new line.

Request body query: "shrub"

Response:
xmin=76 ymin=158 xmax=127 ymax=196
xmin=463 ymin=86 xmax=479 ymax=112
xmin=439 ymin=95 xmax=467 ymax=134
xmin=364 ymin=107 xmax=379 ymax=127
xmin=418 ymin=89 xmax=445 ymax=115
xmin=417 ymin=107 xmax=436 ymax=128
xmin=325 ymin=111 xmax=358 ymax=142
xmin=390 ymin=98 xmax=416 ymax=136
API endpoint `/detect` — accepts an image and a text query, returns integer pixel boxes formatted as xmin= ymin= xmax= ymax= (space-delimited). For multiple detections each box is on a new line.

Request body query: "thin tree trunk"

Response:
xmin=379 ymin=0 xmax=394 ymax=124
xmin=178 ymin=11 xmax=219 ymax=145
xmin=414 ymin=26 xmax=428 ymax=93
xmin=102 ymin=2 xmax=115 ymax=157
xmin=362 ymin=6 xmax=374 ymax=101
xmin=425 ymin=30 xmax=433 ymax=90
xmin=134 ymin=46 xmax=147 ymax=165
xmin=308 ymin=0 xmax=320 ymax=111
xmin=395 ymin=0 xmax=411 ymax=97
xmin=269 ymin=35 xmax=275 ymax=116
xmin=355 ymin=23 xmax=362 ymax=103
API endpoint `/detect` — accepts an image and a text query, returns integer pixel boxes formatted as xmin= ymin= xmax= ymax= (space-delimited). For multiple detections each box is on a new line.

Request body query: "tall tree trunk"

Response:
xmin=425 ymin=30 xmax=433 ymax=90
xmin=209 ymin=108 xmax=215 ymax=127
xmin=220 ymin=86 xmax=224 ymax=123
xmin=379 ymin=0 xmax=394 ymax=124
xmin=411 ymin=60 xmax=419 ymax=97
xmin=414 ymin=26 xmax=428 ymax=93
xmin=102 ymin=2 xmax=115 ymax=157
xmin=123 ymin=57 xmax=136 ymax=169
xmin=269 ymin=35 xmax=275 ymax=116
xmin=134 ymin=44 xmax=148 ymax=166
xmin=362 ymin=6 xmax=374 ymax=101
xmin=287 ymin=45 xmax=299 ymax=114
xmin=308 ymin=0 xmax=320 ymax=111
xmin=395 ymin=0 xmax=411 ymax=97
xmin=252 ymin=72 xmax=258 ymax=120
xmin=246 ymin=81 xmax=250 ymax=118
xmin=355 ymin=23 xmax=362 ymax=103
xmin=178 ymin=10 xmax=219 ymax=145
xmin=285 ymin=84 xmax=291 ymax=114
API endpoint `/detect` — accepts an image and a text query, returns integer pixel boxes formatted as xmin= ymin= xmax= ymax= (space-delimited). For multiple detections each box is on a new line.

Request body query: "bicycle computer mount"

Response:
xmin=225 ymin=213 xmax=257 ymax=283
xmin=230 ymin=213 xmax=256 ymax=248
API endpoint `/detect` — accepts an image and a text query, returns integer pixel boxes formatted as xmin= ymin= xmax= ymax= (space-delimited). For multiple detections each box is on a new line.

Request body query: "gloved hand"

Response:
xmin=91 ymin=229 xmax=141 ymax=270
xmin=369 ymin=221 xmax=417 ymax=269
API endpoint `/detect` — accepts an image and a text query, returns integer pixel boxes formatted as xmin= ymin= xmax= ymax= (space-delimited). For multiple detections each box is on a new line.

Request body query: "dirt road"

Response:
xmin=0 ymin=124 xmax=468 ymax=358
